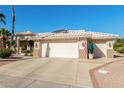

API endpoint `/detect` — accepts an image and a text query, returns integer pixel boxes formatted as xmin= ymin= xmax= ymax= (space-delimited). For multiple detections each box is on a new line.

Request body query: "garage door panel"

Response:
xmin=42 ymin=43 xmax=78 ymax=58
xmin=50 ymin=43 xmax=78 ymax=58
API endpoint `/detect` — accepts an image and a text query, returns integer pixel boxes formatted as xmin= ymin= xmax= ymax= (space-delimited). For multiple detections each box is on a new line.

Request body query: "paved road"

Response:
xmin=0 ymin=58 xmax=103 ymax=88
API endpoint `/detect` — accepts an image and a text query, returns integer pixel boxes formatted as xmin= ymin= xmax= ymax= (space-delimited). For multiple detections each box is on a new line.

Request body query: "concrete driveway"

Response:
xmin=0 ymin=58 xmax=104 ymax=88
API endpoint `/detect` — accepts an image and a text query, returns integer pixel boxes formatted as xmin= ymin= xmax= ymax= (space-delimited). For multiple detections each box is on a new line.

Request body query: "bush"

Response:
xmin=24 ymin=53 xmax=28 ymax=56
xmin=26 ymin=50 xmax=31 ymax=53
xmin=116 ymin=47 xmax=124 ymax=54
xmin=0 ymin=48 xmax=12 ymax=58
xmin=88 ymin=41 xmax=94 ymax=54
xmin=24 ymin=50 xmax=33 ymax=56
xmin=113 ymin=38 xmax=124 ymax=54
xmin=28 ymin=53 xmax=33 ymax=56
xmin=23 ymin=50 xmax=31 ymax=53
xmin=113 ymin=43 xmax=124 ymax=51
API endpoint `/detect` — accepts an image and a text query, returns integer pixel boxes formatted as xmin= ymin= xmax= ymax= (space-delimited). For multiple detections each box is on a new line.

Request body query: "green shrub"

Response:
xmin=24 ymin=53 xmax=28 ymax=56
xmin=116 ymin=47 xmax=124 ymax=54
xmin=26 ymin=50 xmax=31 ymax=53
xmin=0 ymin=48 xmax=12 ymax=58
xmin=24 ymin=50 xmax=33 ymax=56
xmin=88 ymin=41 xmax=94 ymax=54
xmin=113 ymin=43 xmax=124 ymax=51
xmin=113 ymin=38 xmax=124 ymax=54
xmin=23 ymin=50 xmax=31 ymax=53
xmin=28 ymin=53 xmax=33 ymax=56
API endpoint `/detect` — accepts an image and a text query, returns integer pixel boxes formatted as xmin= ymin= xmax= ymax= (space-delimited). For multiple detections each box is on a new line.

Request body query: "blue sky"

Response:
xmin=0 ymin=5 xmax=124 ymax=37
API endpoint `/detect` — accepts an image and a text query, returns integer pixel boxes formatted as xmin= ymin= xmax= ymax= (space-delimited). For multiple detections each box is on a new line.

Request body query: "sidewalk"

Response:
xmin=90 ymin=57 xmax=124 ymax=88
xmin=0 ymin=54 xmax=32 ymax=67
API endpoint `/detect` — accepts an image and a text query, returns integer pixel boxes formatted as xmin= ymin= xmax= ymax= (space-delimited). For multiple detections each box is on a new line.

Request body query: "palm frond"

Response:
xmin=0 ymin=13 xmax=6 ymax=19
xmin=0 ymin=13 xmax=6 ymax=25
xmin=0 ymin=18 xmax=6 ymax=25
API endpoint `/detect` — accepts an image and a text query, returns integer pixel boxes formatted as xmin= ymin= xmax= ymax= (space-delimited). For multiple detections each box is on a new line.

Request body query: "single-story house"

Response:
xmin=16 ymin=29 xmax=119 ymax=59
xmin=32 ymin=29 xmax=119 ymax=59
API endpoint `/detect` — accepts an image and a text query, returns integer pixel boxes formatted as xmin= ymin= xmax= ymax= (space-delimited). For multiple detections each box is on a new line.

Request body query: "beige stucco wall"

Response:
xmin=33 ymin=39 xmax=88 ymax=59
xmin=33 ymin=42 xmax=42 ymax=58
xmin=33 ymin=38 xmax=114 ymax=59
xmin=94 ymin=43 xmax=107 ymax=58
xmin=106 ymin=49 xmax=114 ymax=58
xmin=92 ymin=39 xmax=114 ymax=58
xmin=78 ymin=40 xmax=88 ymax=59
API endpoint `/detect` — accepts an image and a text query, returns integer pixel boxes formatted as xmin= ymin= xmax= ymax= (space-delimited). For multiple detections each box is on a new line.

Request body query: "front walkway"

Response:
xmin=0 ymin=58 xmax=110 ymax=88
xmin=90 ymin=57 xmax=124 ymax=88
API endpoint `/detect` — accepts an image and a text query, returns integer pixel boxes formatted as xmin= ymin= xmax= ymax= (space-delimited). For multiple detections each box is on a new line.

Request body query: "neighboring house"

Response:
xmin=16 ymin=29 xmax=119 ymax=59
xmin=16 ymin=31 xmax=35 ymax=54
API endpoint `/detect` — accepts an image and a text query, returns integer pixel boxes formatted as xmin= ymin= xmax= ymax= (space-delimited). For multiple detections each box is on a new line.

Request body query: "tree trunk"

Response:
xmin=11 ymin=5 xmax=15 ymax=41
xmin=11 ymin=5 xmax=15 ymax=50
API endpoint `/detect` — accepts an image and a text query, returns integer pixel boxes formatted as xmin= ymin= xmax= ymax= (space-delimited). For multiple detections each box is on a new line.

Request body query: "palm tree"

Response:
xmin=11 ymin=5 xmax=15 ymax=41
xmin=0 ymin=28 xmax=11 ymax=48
xmin=0 ymin=13 xmax=6 ymax=25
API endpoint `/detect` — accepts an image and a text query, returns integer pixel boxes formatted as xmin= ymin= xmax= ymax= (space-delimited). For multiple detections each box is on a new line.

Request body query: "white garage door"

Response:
xmin=42 ymin=43 xmax=78 ymax=58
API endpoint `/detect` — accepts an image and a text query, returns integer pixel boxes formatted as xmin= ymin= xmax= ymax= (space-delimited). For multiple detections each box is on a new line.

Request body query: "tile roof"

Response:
xmin=33 ymin=30 xmax=119 ymax=40
xmin=16 ymin=31 xmax=35 ymax=35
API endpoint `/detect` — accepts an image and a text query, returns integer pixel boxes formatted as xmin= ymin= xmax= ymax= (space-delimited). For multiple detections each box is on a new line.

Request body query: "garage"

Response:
xmin=42 ymin=43 xmax=79 ymax=58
